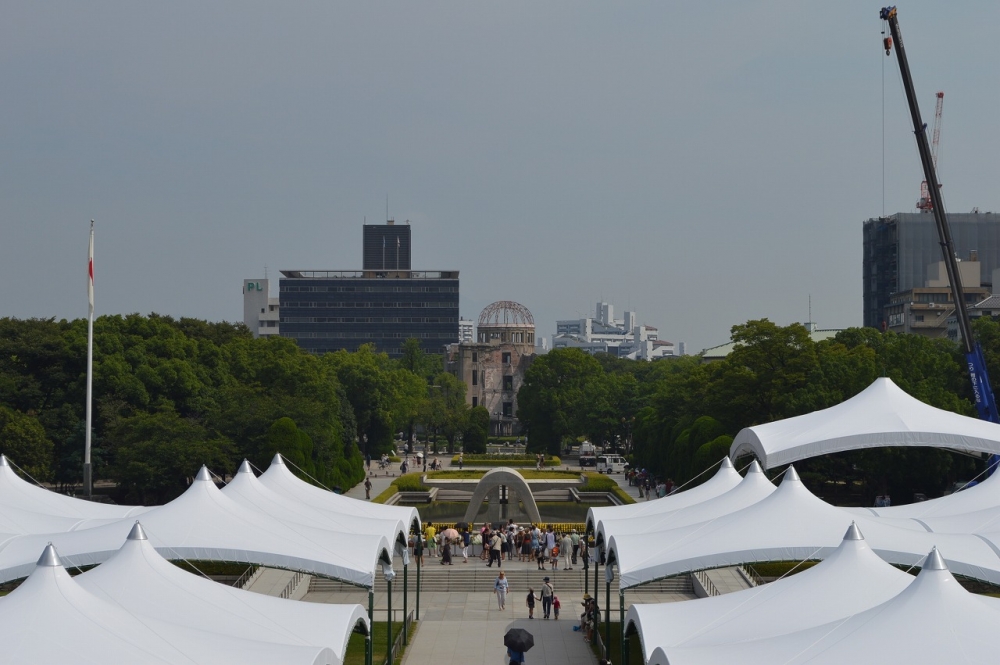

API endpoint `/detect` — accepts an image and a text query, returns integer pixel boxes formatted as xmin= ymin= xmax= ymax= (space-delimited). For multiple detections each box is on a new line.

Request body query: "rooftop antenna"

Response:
xmin=386 ymin=195 xmax=389 ymax=223
xmin=809 ymin=294 xmax=812 ymax=327
xmin=264 ymin=265 xmax=269 ymax=280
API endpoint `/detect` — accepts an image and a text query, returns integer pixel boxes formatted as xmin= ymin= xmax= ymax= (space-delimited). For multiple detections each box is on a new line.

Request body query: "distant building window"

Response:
xmin=472 ymin=371 xmax=478 ymax=386
xmin=472 ymin=396 xmax=478 ymax=407
xmin=502 ymin=352 xmax=511 ymax=364
xmin=261 ymin=308 xmax=266 ymax=314
xmin=472 ymin=352 xmax=478 ymax=363
xmin=503 ymin=375 xmax=513 ymax=391
xmin=502 ymin=402 xmax=513 ymax=417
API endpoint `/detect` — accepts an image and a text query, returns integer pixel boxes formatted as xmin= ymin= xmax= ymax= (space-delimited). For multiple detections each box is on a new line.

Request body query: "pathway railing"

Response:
xmin=693 ymin=570 xmax=720 ymax=597
xmin=279 ymin=571 xmax=304 ymax=599
xmin=384 ymin=610 xmax=413 ymax=665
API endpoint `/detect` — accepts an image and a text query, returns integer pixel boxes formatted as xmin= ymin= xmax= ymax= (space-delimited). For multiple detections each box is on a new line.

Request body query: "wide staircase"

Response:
xmin=309 ymin=564 xmax=693 ymax=595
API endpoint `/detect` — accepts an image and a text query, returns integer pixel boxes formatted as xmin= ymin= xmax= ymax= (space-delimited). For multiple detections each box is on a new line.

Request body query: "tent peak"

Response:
xmin=843 ymin=522 xmax=864 ymax=541
xmin=924 ymin=547 xmax=947 ymax=571
xmin=719 ymin=456 xmax=734 ymax=470
xmin=0 ymin=454 xmax=8 ymax=468
xmin=746 ymin=460 xmax=762 ymax=475
xmin=237 ymin=459 xmax=253 ymax=474
xmin=127 ymin=521 xmax=148 ymax=541
xmin=195 ymin=466 xmax=213 ymax=482
xmin=37 ymin=543 xmax=61 ymax=567
xmin=271 ymin=453 xmax=285 ymax=465
xmin=782 ymin=465 xmax=801 ymax=483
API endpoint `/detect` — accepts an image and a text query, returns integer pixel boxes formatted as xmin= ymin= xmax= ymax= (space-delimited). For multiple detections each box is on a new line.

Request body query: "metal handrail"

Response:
xmin=694 ymin=570 xmax=720 ymax=597
xmin=232 ymin=565 xmax=258 ymax=590
xmin=279 ymin=571 xmax=304 ymax=599
xmin=740 ymin=564 xmax=765 ymax=588
xmin=384 ymin=610 xmax=414 ymax=665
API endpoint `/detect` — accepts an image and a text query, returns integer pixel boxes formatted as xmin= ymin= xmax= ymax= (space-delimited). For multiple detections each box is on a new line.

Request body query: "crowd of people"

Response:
xmin=627 ymin=468 xmax=675 ymax=499
xmin=413 ymin=520 xmax=589 ymax=572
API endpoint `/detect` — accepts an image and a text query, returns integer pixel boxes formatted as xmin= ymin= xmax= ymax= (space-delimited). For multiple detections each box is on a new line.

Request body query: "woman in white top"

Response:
xmin=494 ymin=570 xmax=509 ymax=610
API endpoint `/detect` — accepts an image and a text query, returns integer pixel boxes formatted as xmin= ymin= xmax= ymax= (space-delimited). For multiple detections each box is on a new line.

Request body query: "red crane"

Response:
xmin=916 ymin=91 xmax=944 ymax=212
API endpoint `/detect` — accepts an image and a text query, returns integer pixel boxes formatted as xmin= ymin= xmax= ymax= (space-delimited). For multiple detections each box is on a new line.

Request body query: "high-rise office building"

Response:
xmin=863 ymin=212 xmax=1000 ymax=328
xmin=362 ymin=221 xmax=411 ymax=271
xmin=278 ymin=269 xmax=459 ymax=357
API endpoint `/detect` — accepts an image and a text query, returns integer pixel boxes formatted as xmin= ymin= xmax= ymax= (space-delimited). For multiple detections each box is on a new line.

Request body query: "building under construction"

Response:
xmin=863 ymin=212 xmax=1000 ymax=330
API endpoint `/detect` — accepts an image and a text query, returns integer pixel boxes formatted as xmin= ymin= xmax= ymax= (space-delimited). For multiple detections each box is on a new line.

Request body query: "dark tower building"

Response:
xmin=863 ymin=212 xmax=1000 ymax=329
xmin=276 ymin=220 xmax=458 ymax=358
xmin=363 ymin=221 xmax=411 ymax=271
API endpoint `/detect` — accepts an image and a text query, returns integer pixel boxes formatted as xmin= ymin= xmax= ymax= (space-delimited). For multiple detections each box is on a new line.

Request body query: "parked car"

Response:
xmin=597 ymin=455 xmax=627 ymax=474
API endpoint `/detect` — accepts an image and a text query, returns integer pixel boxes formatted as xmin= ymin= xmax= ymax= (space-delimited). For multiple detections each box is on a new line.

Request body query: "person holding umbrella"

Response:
xmin=504 ymin=628 xmax=533 ymax=663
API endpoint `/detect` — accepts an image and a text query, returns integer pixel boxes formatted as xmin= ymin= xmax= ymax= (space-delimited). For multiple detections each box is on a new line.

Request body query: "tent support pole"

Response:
xmin=403 ymin=562 xmax=408 ymax=645
xmin=592 ymin=556 xmax=599 ymax=646
xmin=416 ymin=553 xmax=421 ymax=620
xmin=387 ymin=577 xmax=393 ymax=665
xmin=605 ymin=573 xmax=611 ymax=660
xmin=584 ymin=534 xmax=590 ymax=597
xmin=367 ymin=589 xmax=374 ymax=665
xmin=620 ymin=589 xmax=625 ymax=665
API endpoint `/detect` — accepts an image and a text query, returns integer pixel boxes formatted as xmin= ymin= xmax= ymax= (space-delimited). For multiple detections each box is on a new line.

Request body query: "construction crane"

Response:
xmin=880 ymin=8 xmax=1000 ymax=444
xmin=917 ymin=91 xmax=945 ymax=212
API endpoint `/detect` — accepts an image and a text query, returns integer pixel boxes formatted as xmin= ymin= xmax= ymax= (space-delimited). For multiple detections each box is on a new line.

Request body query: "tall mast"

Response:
xmin=85 ymin=221 xmax=94 ymax=497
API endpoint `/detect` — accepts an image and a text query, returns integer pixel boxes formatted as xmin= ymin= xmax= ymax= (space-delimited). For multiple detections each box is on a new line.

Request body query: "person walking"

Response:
xmin=441 ymin=538 xmax=453 ymax=565
xmin=540 ymin=576 xmax=554 ymax=619
xmin=552 ymin=594 xmax=561 ymax=620
xmin=494 ymin=570 xmax=509 ymax=610
xmin=570 ymin=529 xmax=580 ymax=566
xmin=462 ymin=528 xmax=471 ymax=563
xmin=525 ymin=587 xmax=539 ymax=619
xmin=544 ymin=527 xmax=556 ymax=560
xmin=458 ymin=452 xmax=463 ymax=469
xmin=506 ymin=647 xmax=524 ymax=664
xmin=364 ymin=477 xmax=372 ymax=500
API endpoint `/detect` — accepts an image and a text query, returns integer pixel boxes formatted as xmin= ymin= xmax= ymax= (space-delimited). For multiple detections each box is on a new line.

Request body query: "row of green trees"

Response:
xmin=518 ymin=319 xmax=1000 ymax=502
xmin=0 ymin=315 xmax=482 ymax=504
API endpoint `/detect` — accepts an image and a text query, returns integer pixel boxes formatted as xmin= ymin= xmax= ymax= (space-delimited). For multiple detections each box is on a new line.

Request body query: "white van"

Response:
xmin=597 ymin=455 xmax=627 ymax=474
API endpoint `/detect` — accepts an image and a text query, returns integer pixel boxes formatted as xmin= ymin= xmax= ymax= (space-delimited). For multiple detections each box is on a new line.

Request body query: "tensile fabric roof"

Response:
xmin=586 ymin=457 xmax=741 ymax=534
xmin=77 ymin=522 xmax=368 ymax=663
xmin=730 ymin=377 xmax=1000 ymax=469
xmin=625 ymin=523 xmax=913 ymax=660
xmin=0 ymin=543 xmax=338 ymax=665
xmin=648 ymin=548 xmax=1000 ymax=665
xmin=0 ymin=466 xmax=394 ymax=587
xmin=596 ymin=461 xmax=774 ymax=545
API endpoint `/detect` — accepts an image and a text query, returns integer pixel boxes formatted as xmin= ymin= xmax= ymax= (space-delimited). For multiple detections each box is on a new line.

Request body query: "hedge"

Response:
xmin=450 ymin=454 xmax=561 ymax=467
xmin=371 ymin=473 xmax=429 ymax=504
xmin=580 ymin=473 xmax=635 ymax=504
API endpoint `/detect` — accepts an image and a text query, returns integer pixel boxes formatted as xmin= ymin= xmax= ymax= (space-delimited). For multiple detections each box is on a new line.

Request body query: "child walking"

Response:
xmin=552 ymin=595 xmax=561 ymax=620
xmin=526 ymin=588 xmax=539 ymax=619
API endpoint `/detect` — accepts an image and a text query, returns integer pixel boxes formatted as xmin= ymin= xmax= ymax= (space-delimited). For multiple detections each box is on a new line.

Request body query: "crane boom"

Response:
xmin=917 ymin=91 xmax=944 ymax=212
xmin=880 ymin=7 xmax=1000 ymax=430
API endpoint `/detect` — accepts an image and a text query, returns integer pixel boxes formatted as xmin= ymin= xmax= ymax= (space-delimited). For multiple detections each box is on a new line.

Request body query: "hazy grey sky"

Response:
xmin=3 ymin=2 xmax=999 ymax=352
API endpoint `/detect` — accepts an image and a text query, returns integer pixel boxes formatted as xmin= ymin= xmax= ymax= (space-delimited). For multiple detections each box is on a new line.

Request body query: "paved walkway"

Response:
xmin=330 ymin=453 xmax=688 ymax=664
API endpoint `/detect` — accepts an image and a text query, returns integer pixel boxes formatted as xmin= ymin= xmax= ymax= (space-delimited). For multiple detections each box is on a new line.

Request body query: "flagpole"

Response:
xmin=84 ymin=220 xmax=94 ymax=497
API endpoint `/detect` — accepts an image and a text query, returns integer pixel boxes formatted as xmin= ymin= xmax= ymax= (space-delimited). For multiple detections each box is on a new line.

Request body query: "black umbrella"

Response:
xmin=455 ymin=521 xmax=469 ymax=530
xmin=504 ymin=628 xmax=534 ymax=652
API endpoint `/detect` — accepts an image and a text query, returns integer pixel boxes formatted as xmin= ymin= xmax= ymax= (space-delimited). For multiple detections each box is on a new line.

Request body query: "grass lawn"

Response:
xmin=344 ymin=620 xmax=414 ymax=665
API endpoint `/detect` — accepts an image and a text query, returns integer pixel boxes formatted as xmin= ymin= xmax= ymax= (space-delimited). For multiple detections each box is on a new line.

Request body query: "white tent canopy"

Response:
xmin=259 ymin=453 xmax=420 ymax=532
xmin=77 ymin=522 xmax=367 ymax=663
xmin=223 ymin=460 xmax=408 ymax=555
xmin=649 ymin=548 xmax=1000 ymax=665
xmin=606 ymin=467 xmax=1000 ymax=588
xmin=0 ymin=544 xmax=338 ymax=665
xmin=0 ymin=454 xmax=147 ymax=520
xmin=0 ymin=466 xmax=394 ymax=587
xmin=625 ymin=523 xmax=913 ymax=659
xmin=730 ymin=377 xmax=1000 ymax=469
xmin=587 ymin=457 xmax=741 ymax=534
xmin=596 ymin=461 xmax=774 ymax=545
